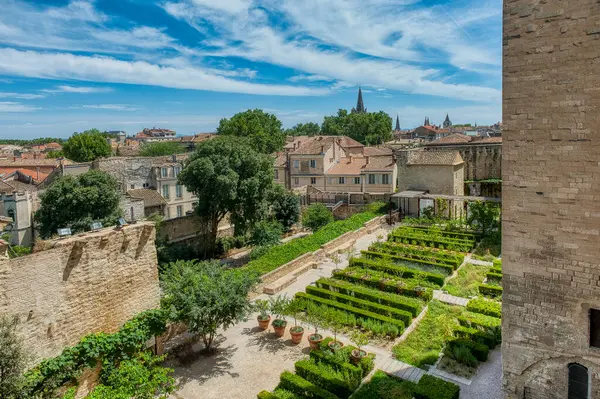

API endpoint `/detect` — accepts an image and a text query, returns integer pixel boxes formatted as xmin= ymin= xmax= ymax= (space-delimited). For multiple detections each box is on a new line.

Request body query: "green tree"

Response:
xmin=217 ymin=109 xmax=285 ymax=154
xmin=321 ymin=109 xmax=393 ymax=144
xmin=269 ymin=184 xmax=300 ymax=231
xmin=46 ymin=150 xmax=64 ymax=159
xmin=0 ymin=315 xmax=28 ymax=399
xmin=161 ymin=260 xmax=258 ymax=352
xmin=467 ymin=201 xmax=501 ymax=236
xmin=285 ymin=122 xmax=321 ymax=137
xmin=35 ymin=170 xmax=122 ymax=238
xmin=177 ymin=136 xmax=274 ymax=255
xmin=139 ymin=142 xmax=186 ymax=157
xmin=302 ymin=203 xmax=334 ymax=231
xmin=250 ymin=220 xmax=283 ymax=247
xmin=62 ymin=129 xmax=112 ymax=162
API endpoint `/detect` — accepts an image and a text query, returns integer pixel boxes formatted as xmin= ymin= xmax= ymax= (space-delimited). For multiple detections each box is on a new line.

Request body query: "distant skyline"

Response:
xmin=0 ymin=0 xmax=502 ymax=138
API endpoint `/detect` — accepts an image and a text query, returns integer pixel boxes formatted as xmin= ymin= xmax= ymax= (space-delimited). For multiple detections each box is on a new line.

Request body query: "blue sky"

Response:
xmin=0 ymin=0 xmax=502 ymax=138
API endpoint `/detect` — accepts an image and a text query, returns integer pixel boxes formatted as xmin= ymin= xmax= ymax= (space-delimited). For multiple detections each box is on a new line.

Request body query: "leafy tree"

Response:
xmin=302 ymin=203 xmax=334 ymax=231
xmin=0 ymin=138 xmax=63 ymax=146
xmin=0 ymin=315 xmax=28 ymax=399
xmin=35 ymin=170 xmax=122 ymax=238
xmin=250 ymin=220 xmax=283 ymax=247
xmin=62 ymin=129 xmax=112 ymax=162
xmin=161 ymin=260 xmax=258 ymax=352
xmin=269 ymin=184 xmax=300 ymax=231
xmin=467 ymin=201 xmax=501 ymax=236
xmin=217 ymin=109 xmax=285 ymax=154
xmin=139 ymin=142 xmax=186 ymax=157
xmin=46 ymin=150 xmax=64 ymax=159
xmin=178 ymin=136 xmax=274 ymax=255
xmin=321 ymin=109 xmax=393 ymax=144
xmin=285 ymin=122 xmax=321 ymax=137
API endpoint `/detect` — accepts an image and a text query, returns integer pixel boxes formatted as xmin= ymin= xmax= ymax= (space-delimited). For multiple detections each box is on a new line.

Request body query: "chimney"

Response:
xmin=321 ymin=145 xmax=324 ymax=153
xmin=366 ymin=156 xmax=370 ymax=165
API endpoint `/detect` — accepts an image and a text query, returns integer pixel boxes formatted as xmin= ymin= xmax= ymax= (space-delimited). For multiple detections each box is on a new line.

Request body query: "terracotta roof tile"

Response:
xmin=128 ymin=189 xmax=167 ymax=208
xmin=406 ymin=151 xmax=463 ymax=166
xmin=0 ymin=168 xmax=49 ymax=182
xmin=362 ymin=156 xmax=396 ymax=171
xmin=290 ymin=135 xmax=364 ymax=155
xmin=326 ymin=155 xmax=395 ymax=175
xmin=364 ymin=147 xmax=393 ymax=156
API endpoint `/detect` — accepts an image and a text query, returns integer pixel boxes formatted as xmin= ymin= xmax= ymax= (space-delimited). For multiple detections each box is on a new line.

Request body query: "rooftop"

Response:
xmin=426 ymin=133 xmax=503 ymax=146
xmin=127 ymin=189 xmax=167 ymax=208
xmin=406 ymin=150 xmax=463 ymax=166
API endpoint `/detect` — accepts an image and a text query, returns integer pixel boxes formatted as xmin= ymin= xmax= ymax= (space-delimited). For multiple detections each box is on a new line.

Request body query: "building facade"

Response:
xmin=502 ymin=1 xmax=600 ymax=398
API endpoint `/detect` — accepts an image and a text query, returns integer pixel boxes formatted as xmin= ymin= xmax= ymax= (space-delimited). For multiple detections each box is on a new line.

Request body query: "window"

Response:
xmin=294 ymin=177 xmax=299 ymax=185
xmin=590 ymin=309 xmax=600 ymax=348
xmin=161 ymin=167 xmax=168 ymax=178
xmin=568 ymin=363 xmax=589 ymax=399
xmin=310 ymin=177 xmax=317 ymax=185
xmin=162 ymin=184 xmax=170 ymax=199
xmin=130 ymin=184 xmax=135 ymax=189
xmin=274 ymin=169 xmax=279 ymax=180
xmin=143 ymin=183 xmax=149 ymax=188
xmin=382 ymin=174 xmax=390 ymax=185
xmin=174 ymin=166 xmax=181 ymax=177
xmin=176 ymin=206 xmax=183 ymax=218
xmin=354 ymin=177 xmax=360 ymax=185
xmin=338 ymin=177 xmax=345 ymax=185
xmin=166 ymin=207 xmax=171 ymax=218
xmin=294 ymin=160 xmax=300 ymax=168
xmin=310 ymin=160 xmax=316 ymax=168
xmin=368 ymin=174 xmax=375 ymax=184
xmin=7 ymin=209 xmax=15 ymax=221
xmin=176 ymin=184 xmax=183 ymax=198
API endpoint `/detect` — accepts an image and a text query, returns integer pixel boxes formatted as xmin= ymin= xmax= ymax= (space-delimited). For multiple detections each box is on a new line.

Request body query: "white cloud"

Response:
xmin=81 ymin=104 xmax=139 ymax=111
xmin=0 ymin=92 xmax=45 ymax=99
xmin=42 ymin=85 xmax=114 ymax=93
xmin=0 ymin=102 xmax=40 ymax=112
xmin=0 ymin=48 xmax=329 ymax=97
xmin=190 ymin=0 xmax=252 ymax=13
xmin=288 ymin=74 xmax=334 ymax=83
xmin=46 ymin=1 xmax=107 ymax=22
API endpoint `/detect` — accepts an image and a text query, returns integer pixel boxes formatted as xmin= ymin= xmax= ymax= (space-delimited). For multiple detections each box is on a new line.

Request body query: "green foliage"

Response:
xmin=0 ymin=315 xmax=28 ymax=399
xmin=139 ymin=142 xmax=186 ymax=157
xmin=46 ymin=150 xmax=64 ymax=159
xmin=446 ymin=339 xmax=489 ymax=362
xmin=161 ymin=260 xmax=258 ymax=351
xmin=370 ymin=241 xmax=464 ymax=268
xmin=478 ymin=284 xmax=503 ymax=298
xmin=414 ymin=374 xmax=460 ymax=399
xmin=332 ymin=268 xmax=435 ymax=300
xmin=217 ymin=109 xmax=286 ymax=154
xmin=243 ymin=209 xmax=382 ymax=276
xmin=63 ymin=129 xmax=112 ymax=162
xmin=295 ymin=359 xmax=357 ymax=398
xmin=493 ymin=259 xmax=502 ymax=269
xmin=251 ymin=220 xmax=283 ymax=247
xmin=285 ymin=122 xmax=321 ymax=137
xmin=389 ymin=227 xmax=475 ymax=252
xmin=273 ymin=389 xmax=303 ymax=399
xmin=486 ymin=272 xmax=502 ymax=283
xmin=308 ymin=349 xmax=363 ymax=385
xmin=321 ymin=109 xmax=393 ymax=145
xmin=467 ymin=201 xmax=500 ymax=236
xmin=269 ymin=295 xmax=291 ymax=325
xmin=257 ymin=391 xmax=280 ymax=399
xmin=268 ymin=184 xmax=300 ymax=231
xmin=352 ymin=371 xmax=416 ymax=399
xmin=250 ymin=245 xmax=272 ymax=260
xmin=353 ymin=255 xmax=448 ymax=284
xmin=302 ymin=203 xmax=334 ymax=231
xmin=466 ymin=298 xmax=502 ymax=318
xmin=445 ymin=344 xmax=478 ymax=368
xmin=7 ymin=245 xmax=32 ymax=258
xmin=178 ymin=136 xmax=274 ymax=254
xmin=350 ymin=331 xmax=369 ymax=352
xmin=453 ymin=326 xmax=497 ymax=349
xmin=443 ymin=263 xmax=490 ymax=298
xmin=457 ymin=312 xmax=501 ymax=343
xmin=472 ymin=230 xmax=501 ymax=257
xmin=35 ymin=170 xmax=122 ymax=239
xmin=0 ymin=138 xmax=64 ymax=146
xmin=277 ymin=371 xmax=340 ymax=399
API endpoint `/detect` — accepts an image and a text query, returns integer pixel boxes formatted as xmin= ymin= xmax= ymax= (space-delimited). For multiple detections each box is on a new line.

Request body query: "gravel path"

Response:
xmin=459 ymin=349 xmax=503 ymax=399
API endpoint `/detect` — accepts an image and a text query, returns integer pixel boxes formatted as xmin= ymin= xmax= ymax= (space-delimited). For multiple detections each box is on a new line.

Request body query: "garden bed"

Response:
xmin=443 ymin=263 xmax=491 ymax=298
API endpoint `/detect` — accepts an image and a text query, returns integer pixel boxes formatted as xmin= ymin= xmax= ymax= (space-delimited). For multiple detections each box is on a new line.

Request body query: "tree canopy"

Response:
xmin=139 ymin=142 xmax=186 ymax=157
xmin=217 ymin=109 xmax=285 ymax=154
xmin=285 ymin=122 xmax=321 ymax=137
xmin=35 ymin=170 xmax=122 ymax=238
xmin=302 ymin=203 xmax=334 ymax=231
xmin=62 ymin=129 xmax=112 ymax=162
xmin=177 ymin=136 xmax=274 ymax=254
xmin=321 ymin=109 xmax=393 ymax=145
xmin=268 ymin=183 xmax=300 ymax=231
xmin=0 ymin=315 xmax=28 ymax=399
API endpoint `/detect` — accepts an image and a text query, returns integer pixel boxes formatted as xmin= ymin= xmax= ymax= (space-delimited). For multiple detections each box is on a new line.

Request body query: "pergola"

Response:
xmin=391 ymin=190 xmax=501 ymax=219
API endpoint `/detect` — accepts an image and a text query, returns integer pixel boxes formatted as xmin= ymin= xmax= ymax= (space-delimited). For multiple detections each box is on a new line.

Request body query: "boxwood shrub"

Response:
xmin=371 ymin=242 xmax=464 ymax=267
xmin=478 ymin=284 xmax=503 ymax=298
xmin=486 ymin=272 xmax=502 ymax=282
xmin=277 ymin=371 xmax=340 ymax=399
xmin=332 ymin=269 xmax=433 ymax=301
xmin=257 ymin=391 xmax=280 ymax=399
xmin=493 ymin=259 xmax=502 ymax=269
xmin=389 ymin=233 xmax=473 ymax=252
xmin=466 ymin=298 xmax=502 ymax=318
xmin=319 ymin=338 xmax=375 ymax=378
xmin=350 ymin=256 xmax=447 ymax=284
xmin=446 ymin=338 xmax=489 ymax=362
xmin=414 ymin=374 xmax=460 ymax=399
xmin=454 ymin=326 xmax=496 ymax=349
xmin=406 ymin=226 xmax=479 ymax=241
xmin=295 ymin=359 xmax=356 ymax=398
xmin=309 ymin=350 xmax=363 ymax=386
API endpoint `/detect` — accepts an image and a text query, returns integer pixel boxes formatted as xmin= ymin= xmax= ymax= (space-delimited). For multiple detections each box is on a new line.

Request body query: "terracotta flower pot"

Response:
xmin=290 ymin=326 xmax=304 ymax=344
xmin=351 ymin=349 xmax=367 ymax=364
xmin=272 ymin=320 xmax=287 ymax=337
xmin=308 ymin=333 xmax=323 ymax=350
xmin=257 ymin=315 xmax=270 ymax=330
xmin=328 ymin=340 xmax=344 ymax=352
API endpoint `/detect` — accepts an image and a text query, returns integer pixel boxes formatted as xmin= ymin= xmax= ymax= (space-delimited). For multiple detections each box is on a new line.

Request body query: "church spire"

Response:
xmin=395 ymin=115 xmax=401 ymax=131
xmin=352 ymin=86 xmax=366 ymax=113
xmin=443 ymin=113 xmax=452 ymax=128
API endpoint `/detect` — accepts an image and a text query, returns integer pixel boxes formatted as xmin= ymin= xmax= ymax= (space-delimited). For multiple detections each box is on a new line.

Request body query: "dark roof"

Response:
xmin=406 ymin=151 xmax=463 ymax=166
xmin=127 ymin=189 xmax=167 ymax=208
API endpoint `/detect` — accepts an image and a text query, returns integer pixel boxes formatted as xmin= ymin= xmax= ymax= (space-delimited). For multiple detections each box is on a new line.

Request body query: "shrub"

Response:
xmin=454 ymin=326 xmax=496 ymax=349
xmin=466 ymin=298 xmax=502 ymax=318
xmin=370 ymin=242 xmax=463 ymax=267
xmin=257 ymin=391 xmax=279 ymax=399
xmin=277 ymin=371 xmax=340 ymax=399
xmin=332 ymin=269 xmax=434 ymax=301
xmin=295 ymin=359 xmax=356 ymax=398
xmin=309 ymin=350 xmax=363 ymax=386
xmin=414 ymin=375 xmax=460 ymax=399
xmin=493 ymin=259 xmax=502 ymax=269
xmin=302 ymin=203 xmax=334 ymax=231
xmin=351 ymin=371 xmax=416 ymax=399
xmin=389 ymin=233 xmax=473 ymax=252
xmin=251 ymin=220 xmax=284 ymax=247
xmin=446 ymin=339 xmax=489 ymax=362
xmin=478 ymin=284 xmax=503 ymax=298
xmin=445 ymin=344 xmax=478 ymax=368
xmin=250 ymin=245 xmax=273 ymax=260
xmin=273 ymin=389 xmax=304 ymax=399
xmin=317 ymin=338 xmax=375 ymax=378
xmin=351 ymin=256 xmax=447 ymax=284
xmin=486 ymin=272 xmax=502 ymax=282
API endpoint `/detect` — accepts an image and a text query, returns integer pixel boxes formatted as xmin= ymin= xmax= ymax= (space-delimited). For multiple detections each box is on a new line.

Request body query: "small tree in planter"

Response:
xmin=254 ymin=299 xmax=271 ymax=330
xmin=306 ymin=313 xmax=323 ymax=350
xmin=285 ymin=300 xmax=304 ymax=344
xmin=331 ymin=253 xmax=342 ymax=272
xmin=269 ymin=295 xmax=290 ymax=338
xmin=324 ymin=309 xmax=344 ymax=351
xmin=350 ymin=331 xmax=369 ymax=364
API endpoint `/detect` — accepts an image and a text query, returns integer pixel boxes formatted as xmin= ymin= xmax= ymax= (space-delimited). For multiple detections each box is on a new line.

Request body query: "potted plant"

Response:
xmin=325 ymin=311 xmax=344 ymax=352
xmin=269 ymin=295 xmax=290 ymax=338
xmin=285 ymin=300 xmax=304 ymax=344
xmin=306 ymin=313 xmax=324 ymax=350
xmin=331 ymin=253 xmax=342 ymax=272
xmin=350 ymin=331 xmax=369 ymax=364
xmin=254 ymin=299 xmax=271 ymax=330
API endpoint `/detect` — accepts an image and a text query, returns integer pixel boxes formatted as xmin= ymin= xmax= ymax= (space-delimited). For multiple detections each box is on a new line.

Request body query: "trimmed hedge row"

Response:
xmin=458 ymin=311 xmax=501 ymax=329
xmin=389 ymin=234 xmax=473 ymax=252
xmin=394 ymin=227 xmax=476 ymax=245
xmin=309 ymin=349 xmax=363 ymax=386
xmin=493 ymin=259 xmax=502 ymax=269
xmin=295 ymin=360 xmax=357 ymax=398
xmin=371 ymin=242 xmax=464 ymax=268
xmin=446 ymin=338 xmax=489 ymax=362
xmin=332 ymin=269 xmax=433 ymax=301
xmin=454 ymin=326 xmax=496 ymax=349
xmin=295 ymin=292 xmax=406 ymax=332
xmin=414 ymin=374 xmax=460 ymax=399
xmin=305 ymin=286 xmax=413 ymax=326
xmin=277 ymin=371 xmax=340 ymax=399
xmin=257 ymin=391 xmax=279 ymax=399
xmin=350 ymin=256 xmax=447 ymax=285
xmin=486 ymin=272 xmax=502 ymax=282
xmin=466 ymin=298 xmax=502 ymax=318
xmin=359 ymin=250 xmax=454 ymax=276
xmin=317 ymin=338 xmax=375 ymax=379
xmin=479 ymin=284 xmax=503 ymax=298
xmin=315 ymin=278 xmax=423 ymax=317
xmin=407 ymin=226 xmax=479 ymax=241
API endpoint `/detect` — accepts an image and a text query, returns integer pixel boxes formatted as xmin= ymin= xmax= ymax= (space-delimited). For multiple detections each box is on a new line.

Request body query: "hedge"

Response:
xmin=479 ymin=284 xmax=503 ymax=298
xmin=490 ymin=267 xmax=502 ymax=274
xmin=493 ymin=259 xmax=502 ymax=269
xmin=466 ymin=298 xmax=502 ymax=318
xmin=350 ymin=256 xmax=447 ymax=285
xmin=454 ymin=326 xmax=496 ymax=349
xmin=319 ymin=338 xmax=375 ymax=378
xmin=371 ymin=242 xmax=463 ymax=267
xmin=257 ymin=391 xmax=280 ymax=399
xmin=277 ymin=371 xmax=340 ymax=399
xmin=458 ymin=311 xmax=501 ymax=329
xmin=295 ymin=360 xmax=356 ymax=398
xmin=273 ymin=389 xmax=304 ymax=399
xmin=243 ymin=210 xmax=382 ymax=276
xmin=446 ymin=339 xmax=489 ymax=362
xmin=406 ymin=226 xmax=479 ymax=241
xmin=393 ymin=227 xmax=476 ymax=245
xmin=305 ymin=286 xmax=413 ymax=326
xmin=359 ymin=251 xmax=454 ymax=276
xmin=414 ymin=374 xmax=460 ymax=399
xmin=332 ymin=269 xmax=433 ymax=301
xmin=295 ymin=292 xmax=405 ymax=331
xmin=315 ymin=278 xmax=423 ymax=317
xmin=309 ymin=350 xmax=363 ymax=386
xmin=389 ymin=233 xmax=473 ymax=252
xmin=486 ymin=272 xmax=502 ymax=282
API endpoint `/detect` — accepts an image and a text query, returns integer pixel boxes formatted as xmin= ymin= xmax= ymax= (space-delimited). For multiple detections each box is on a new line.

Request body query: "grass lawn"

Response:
xmin=392 ymin=300 xmax=464 ymax=368
xmin=351 ymin=370 xmax=416 ymax=399
xmin=443 ymin=263 xmax=491 ymax=298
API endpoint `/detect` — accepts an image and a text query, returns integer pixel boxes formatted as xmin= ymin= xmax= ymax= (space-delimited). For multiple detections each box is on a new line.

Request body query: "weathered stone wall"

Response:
xmin=396 ymin=159 xmax=464 ymax=196
xmin=502 ymin=1 xmax=600 ymax=398
xmin=93 ymin=157 xmax=154 ymax=193
xmin=425 ymin=144 xmax=501 ymax=181
xmin=0 ymin=222 xmax=161 ymax=363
